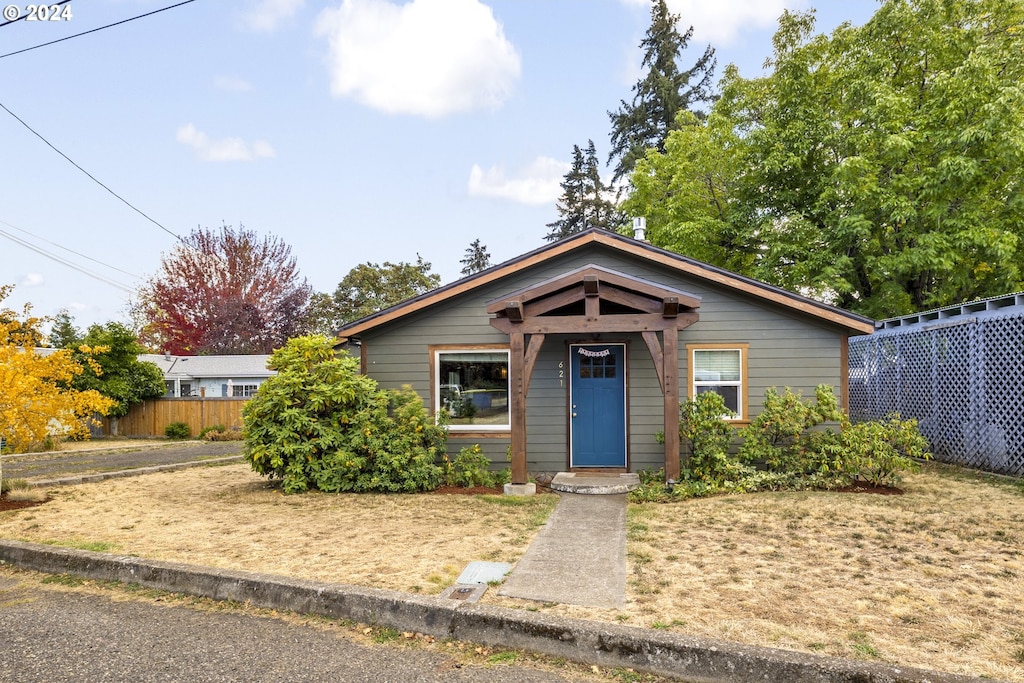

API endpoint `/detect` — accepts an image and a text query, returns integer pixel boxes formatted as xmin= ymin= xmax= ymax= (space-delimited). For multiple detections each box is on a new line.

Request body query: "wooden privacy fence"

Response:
xmin=100 ymin=398 xmax=248 ymax=438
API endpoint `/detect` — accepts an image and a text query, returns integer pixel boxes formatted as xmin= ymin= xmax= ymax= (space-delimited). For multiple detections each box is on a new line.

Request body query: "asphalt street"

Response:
xmin=0 ymin=570 xmax=603 ymax=683
xmin=1 ymin=441 xmax=243 ymax=481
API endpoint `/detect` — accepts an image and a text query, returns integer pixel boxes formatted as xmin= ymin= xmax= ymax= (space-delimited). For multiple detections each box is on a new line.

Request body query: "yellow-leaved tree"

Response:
xmin=1 ymin=285 xmax=115 ymax=486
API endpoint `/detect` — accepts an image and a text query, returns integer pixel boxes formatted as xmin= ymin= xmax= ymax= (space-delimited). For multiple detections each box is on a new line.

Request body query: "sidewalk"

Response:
xmin=499 ymin=492 xmax=628 ymax=609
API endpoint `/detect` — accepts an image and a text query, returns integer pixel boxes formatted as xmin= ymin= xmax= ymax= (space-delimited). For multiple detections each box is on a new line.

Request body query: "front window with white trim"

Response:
xmin=692 ymin=347 xmax=744 ymax=419
xmin=434 ymin=349 xmax=510 ymax=430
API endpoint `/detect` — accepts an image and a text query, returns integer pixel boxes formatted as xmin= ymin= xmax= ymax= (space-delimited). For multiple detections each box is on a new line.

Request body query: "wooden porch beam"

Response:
xmin=662 ymin=297 xmax=680 ymax=318
xmin=663 ymin=329 xmax=681 ymax=482
xmin=524 ymin=285 xmax=584 ymax=317
xmin=504 ymin=300 xmax=524 ymax=322
xmin=491 ymin=314 xmax=678 ymax=335
xmin=509 ymin=331 xmax=528 ymax=485
xmin=523 ymin=333 xmax=545 ymax=389
xmin=642 ymin=330 xmax=665 ymax=394
xmin=601 ymin=288 xmax=663 ymax=314
xmin=583 ymin=274 xmax=600 ymax=296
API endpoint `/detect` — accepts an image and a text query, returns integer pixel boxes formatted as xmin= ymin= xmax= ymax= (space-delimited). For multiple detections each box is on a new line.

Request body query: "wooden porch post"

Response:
xmin=663 ymin=328 xmax=681 ymax=482
xmin=509 ymin=331 xmax=528 ymax=484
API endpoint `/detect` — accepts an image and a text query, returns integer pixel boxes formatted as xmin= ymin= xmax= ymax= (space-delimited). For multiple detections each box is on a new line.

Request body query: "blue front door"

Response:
xmin=570 ymin=343 xmax=627 ymax=468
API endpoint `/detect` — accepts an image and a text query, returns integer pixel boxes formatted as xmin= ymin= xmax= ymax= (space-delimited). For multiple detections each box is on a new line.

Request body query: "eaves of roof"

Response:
xmin=335 ymin=229 xmax=876 ymax=339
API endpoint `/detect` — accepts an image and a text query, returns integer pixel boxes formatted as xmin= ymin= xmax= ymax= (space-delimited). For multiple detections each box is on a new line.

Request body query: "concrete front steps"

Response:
xmin=549 ymin=472 xmax=640 ymax=495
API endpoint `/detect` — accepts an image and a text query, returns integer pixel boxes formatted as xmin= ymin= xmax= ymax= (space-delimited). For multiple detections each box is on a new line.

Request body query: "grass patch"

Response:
xmin=37 ymin=539 xmax=120 ymax=553
xmin=486 ymin=650 xmax=518 ymax=664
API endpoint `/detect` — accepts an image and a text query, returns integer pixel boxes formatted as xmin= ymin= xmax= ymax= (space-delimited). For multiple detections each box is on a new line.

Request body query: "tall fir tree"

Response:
xmin=546 ymin=140 xmax=619 ymax=242
xmin=48 ymin=309 xmax=82 ymax=348
xmin=608 ymin=0 xmax=716 ymax=185
xmin=460 ymin=239 xmax=491 ymax=276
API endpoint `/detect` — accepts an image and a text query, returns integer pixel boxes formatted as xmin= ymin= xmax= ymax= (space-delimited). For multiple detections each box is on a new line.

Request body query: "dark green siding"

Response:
xmin=358 ymin=244 xmax=848 ymax=474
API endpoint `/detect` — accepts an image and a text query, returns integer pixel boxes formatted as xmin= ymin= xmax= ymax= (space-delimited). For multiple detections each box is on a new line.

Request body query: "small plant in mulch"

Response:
xmin=0 ymin=478 xmax=49 ymax=511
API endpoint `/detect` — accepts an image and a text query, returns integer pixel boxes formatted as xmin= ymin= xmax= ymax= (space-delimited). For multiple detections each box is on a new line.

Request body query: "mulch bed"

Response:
xmin=835 ymin=482 xmax=904 ymax=495
xmin=431 ymin=485 xmax=504 ymax=495
xmin=0 ymin=494 xmax=49 ymax=512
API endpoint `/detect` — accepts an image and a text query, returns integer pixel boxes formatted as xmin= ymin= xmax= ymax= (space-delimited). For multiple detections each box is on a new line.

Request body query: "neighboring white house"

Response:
xmin=140 ymin=354 xmax=275 ymax=398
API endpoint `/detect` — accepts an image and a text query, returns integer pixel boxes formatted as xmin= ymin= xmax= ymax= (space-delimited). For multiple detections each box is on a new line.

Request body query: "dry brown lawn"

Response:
xmin=1 ymin=461 xmax=1021 ymax=681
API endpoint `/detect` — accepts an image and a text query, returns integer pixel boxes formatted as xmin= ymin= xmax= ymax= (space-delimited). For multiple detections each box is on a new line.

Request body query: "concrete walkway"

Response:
xmin=498 ymin=491 xmax=628 ymax=609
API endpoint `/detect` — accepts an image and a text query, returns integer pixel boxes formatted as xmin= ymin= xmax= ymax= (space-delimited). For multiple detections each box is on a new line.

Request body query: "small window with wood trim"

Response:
xmin=688 ymin=344 xmax=748 ymax=420
xmin=433 ymin=349 xmax=510 ymax=431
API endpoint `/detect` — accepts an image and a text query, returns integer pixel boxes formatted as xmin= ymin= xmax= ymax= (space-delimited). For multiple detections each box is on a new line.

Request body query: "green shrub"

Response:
xmin=198 ymin=424 xmax=226 ymax=439
xmin=165 ymin=421 xmax=191 ymax=439
xmin=244 ymin=336 xmax=447 ymax=494
xmin=203 ymin=428 xmax=244 ymax=442
xmin=444 ymin=444 xmax=497 ymax=488
xmin=738 ymin=385 xmax=845 ymax=475
xmin=633 ymin=385 xmax=930 ymax=504
xmin=818 ymin=413 xmax=930 ymax=487
xmin=678 ymin=391 xmax=744 ymax=485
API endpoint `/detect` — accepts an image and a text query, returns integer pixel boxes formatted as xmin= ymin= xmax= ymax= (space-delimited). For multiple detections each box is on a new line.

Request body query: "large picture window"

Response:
xmin=688 ymin=344 xmax=748 ymax=420
xmin=433 ymin=348 xmax=510 ymax=431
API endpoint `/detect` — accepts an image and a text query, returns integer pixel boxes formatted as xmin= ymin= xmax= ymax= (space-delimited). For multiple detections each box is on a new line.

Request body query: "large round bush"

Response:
xmin=243 ymin=336 xmax=445 ymax=493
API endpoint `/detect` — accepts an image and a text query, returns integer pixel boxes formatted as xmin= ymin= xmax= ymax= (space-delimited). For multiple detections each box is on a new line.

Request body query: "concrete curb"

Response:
xmin=0 ymin=540 xmax=993 ymax=683
xmin=25 ymin=456 xmax=245 ymax=488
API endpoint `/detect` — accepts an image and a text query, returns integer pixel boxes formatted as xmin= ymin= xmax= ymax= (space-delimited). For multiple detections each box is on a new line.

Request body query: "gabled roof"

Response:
xmin=139 ymin=354 xmax=274 ymax=380
xmin=336 ymin=229 xmax=875 ymax=339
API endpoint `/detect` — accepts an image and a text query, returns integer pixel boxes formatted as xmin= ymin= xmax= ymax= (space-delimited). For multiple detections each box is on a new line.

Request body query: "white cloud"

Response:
xmin=176 ymin=124 xmax=276 ymax=163
xmin=214 ymin=76 xmax=254 ymax=93
xmin=467 ymin=157 xmax=569 ymax=206
xmin=315 ymin=0 xmax=521 ymax=118
xmin=621 ymin=0 xmax=801 ymax=46
xmin=21 ymin=273 xmax=44 ymax=287
xmin=241 ymin=0 xmax=305 ymax=32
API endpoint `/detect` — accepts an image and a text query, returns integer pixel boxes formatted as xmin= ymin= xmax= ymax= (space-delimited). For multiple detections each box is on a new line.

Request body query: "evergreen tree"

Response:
xmin=608 ymin=0 xmax=716 ymax=185
xmin=460 ymin=239 xmax=491 ymax=276
xmin=48 ymin=309 xmax=81 ymax=348
xmin=546 ymin=140 xmax=620 ymax=242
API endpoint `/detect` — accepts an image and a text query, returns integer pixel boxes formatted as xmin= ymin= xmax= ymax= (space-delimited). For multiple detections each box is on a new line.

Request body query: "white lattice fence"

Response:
xmin=849 ymin=313 xmax=1024 ymax=476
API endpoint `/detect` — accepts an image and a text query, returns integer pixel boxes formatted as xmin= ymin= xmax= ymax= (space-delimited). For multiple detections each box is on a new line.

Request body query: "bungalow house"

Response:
xmin=335 ymin=229 xmax=874 ymax=487
xmin=140 ymin=353 xmax=274 ymax=398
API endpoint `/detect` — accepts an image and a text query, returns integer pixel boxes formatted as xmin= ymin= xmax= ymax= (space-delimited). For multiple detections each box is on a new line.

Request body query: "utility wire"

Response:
xmin=0 ymin=217 xmax=140 ymax=279
xmin=0 ymin=1 xmax=199 ymax=58
xmin=0 ymin=227 xmax=135 ymax=293
xmin=0 ymin=99 xmax=183 ymax=244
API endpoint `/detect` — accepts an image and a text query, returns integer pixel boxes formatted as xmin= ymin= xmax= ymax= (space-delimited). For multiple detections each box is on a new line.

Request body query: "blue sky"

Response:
xmin=0 ymin=0 xmax=880 ymax=333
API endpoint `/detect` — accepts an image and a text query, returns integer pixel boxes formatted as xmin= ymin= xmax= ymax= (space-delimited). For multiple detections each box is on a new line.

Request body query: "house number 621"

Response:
xmin=558 ymin=361 xmax=564 ymax=387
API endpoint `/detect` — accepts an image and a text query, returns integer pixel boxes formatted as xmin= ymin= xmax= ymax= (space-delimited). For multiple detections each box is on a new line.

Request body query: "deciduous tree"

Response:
xmin=0 ymin=286 xmax=114 ymax=483
xmin=135 ymin=224 xmax=311 ymax=354
xmin=627 ymin=0 xmax=1024 ymax=317
xmin=71 ymin=323 xmax=166 ymax=421
xmin=312 ymin=256 xmax=441 ymax=333
xmin=608 ymin=0 xmax=716 ymax=185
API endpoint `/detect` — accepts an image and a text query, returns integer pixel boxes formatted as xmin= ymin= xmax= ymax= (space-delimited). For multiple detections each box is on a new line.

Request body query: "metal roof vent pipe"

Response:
xmin=632 ymin=216 xmax=647 ymax=242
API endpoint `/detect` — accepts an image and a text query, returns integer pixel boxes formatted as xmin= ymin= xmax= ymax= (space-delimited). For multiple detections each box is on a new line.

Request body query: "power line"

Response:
xmin=0 ymin=217 xmax=140 ymax=279
xmin=0 ymin=227 xmax=135 ymax=293
xmin=0 ymin=99 xmax=184 ymax=244
xmin=0 ymin=1 xmax=199 ymax=58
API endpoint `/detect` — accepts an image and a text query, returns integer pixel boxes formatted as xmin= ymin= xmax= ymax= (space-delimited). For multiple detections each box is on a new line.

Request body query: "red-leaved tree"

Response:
xmin=134 ymin=224 xmax=311 ymax=355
